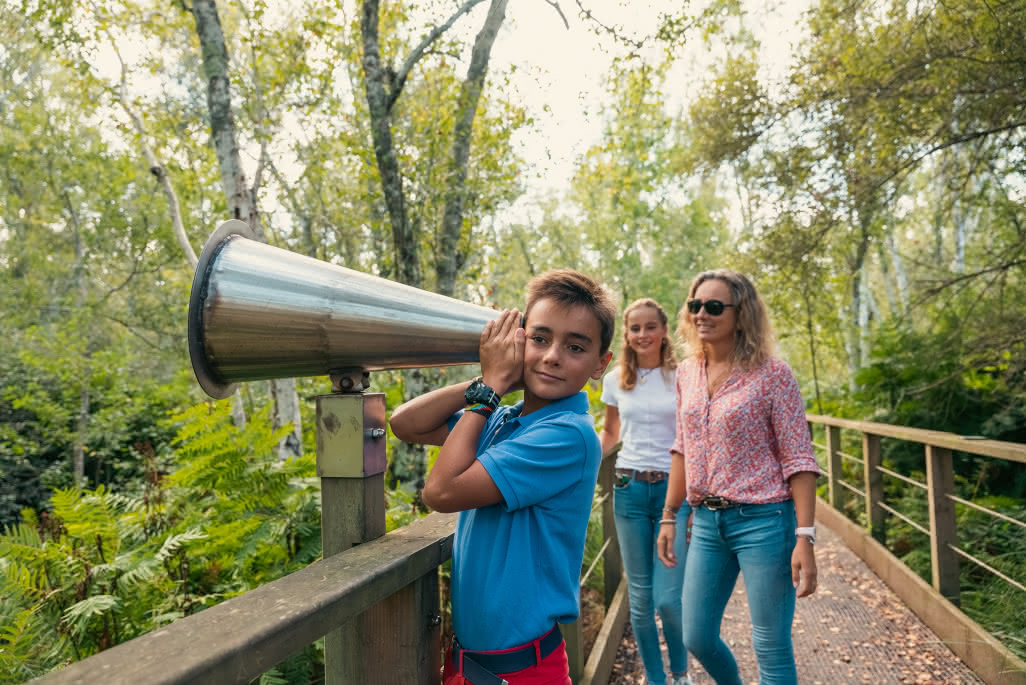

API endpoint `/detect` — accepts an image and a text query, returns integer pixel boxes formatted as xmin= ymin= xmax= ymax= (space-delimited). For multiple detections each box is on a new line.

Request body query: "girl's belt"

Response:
xmin=614 ymin=468 xmax=667 ymax=483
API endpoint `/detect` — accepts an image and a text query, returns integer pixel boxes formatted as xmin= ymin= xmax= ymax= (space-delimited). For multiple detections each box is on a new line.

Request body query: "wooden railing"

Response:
xmin=806 ymin=414 xmax=1026 ymax=606
xmin=31 ymin=450 xmax=628 ymax=684
xmin=807 ymin=414 xmax=1026 ymax=685
xmin=564 ymin=445 xmax=628 ymax=684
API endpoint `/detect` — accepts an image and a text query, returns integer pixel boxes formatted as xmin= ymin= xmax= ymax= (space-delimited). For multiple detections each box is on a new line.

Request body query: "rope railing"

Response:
xmin=807 ymin=414 xmax=1026 ymax=609
xmin=877 ymin=501 xmax=930 ymax=536
xmin=839 ymin=449 xmax=865 ymax=464
xmin=949 ymin=544 xmax=1026 ymax=594
xmin=947 ymin=493 xmax=1026 ymax=530
xmin=877 ymin=464 xmax=927 ymax=490
xmin=836 ymin=478 xmax=866 ymax=499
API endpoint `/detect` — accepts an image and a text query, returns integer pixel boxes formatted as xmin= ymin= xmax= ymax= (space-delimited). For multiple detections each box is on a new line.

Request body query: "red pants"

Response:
xmin=442 ymin=629 xmax=571 ymax=685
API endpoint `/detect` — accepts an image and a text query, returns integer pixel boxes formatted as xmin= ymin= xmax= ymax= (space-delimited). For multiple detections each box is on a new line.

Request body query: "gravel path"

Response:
xmin=607 ymin=524 xmax=984 ymax=684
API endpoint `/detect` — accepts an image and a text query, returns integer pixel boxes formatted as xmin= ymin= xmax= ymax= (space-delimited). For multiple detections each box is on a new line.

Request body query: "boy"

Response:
xmin=389 ymin=269 xmax=615 ymax=685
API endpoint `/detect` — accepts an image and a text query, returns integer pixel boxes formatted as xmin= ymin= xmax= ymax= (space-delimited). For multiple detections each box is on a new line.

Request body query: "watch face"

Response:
xmin=466 ymin=379 xmax=497 ymax=407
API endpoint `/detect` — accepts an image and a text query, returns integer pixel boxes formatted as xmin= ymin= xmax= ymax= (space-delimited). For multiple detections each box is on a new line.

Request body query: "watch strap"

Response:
xmin=465 ymin=377 xmax=501 ymax=411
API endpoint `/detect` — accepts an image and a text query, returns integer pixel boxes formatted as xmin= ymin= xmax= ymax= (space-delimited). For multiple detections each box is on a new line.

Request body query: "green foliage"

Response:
xmin=0 ymin=400 xmax=324 ymax=681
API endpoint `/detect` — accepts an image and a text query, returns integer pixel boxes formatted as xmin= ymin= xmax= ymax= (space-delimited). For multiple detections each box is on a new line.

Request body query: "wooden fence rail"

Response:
xmin=31 ymin=447 xmax=628 ymax=685
xmin=807 ymin=414 xmax=1026 ymax=605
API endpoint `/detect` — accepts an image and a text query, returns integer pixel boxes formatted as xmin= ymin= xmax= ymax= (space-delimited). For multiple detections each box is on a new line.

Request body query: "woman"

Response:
xmin=657 ymin=270 xmax=820 ymax=685
xmin=600 ymin=298 xmax=692 ymax=685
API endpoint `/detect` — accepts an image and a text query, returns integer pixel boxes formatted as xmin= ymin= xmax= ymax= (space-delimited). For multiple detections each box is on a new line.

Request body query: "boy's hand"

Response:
xmin=480 ymin=309 xmax=524 ymax=396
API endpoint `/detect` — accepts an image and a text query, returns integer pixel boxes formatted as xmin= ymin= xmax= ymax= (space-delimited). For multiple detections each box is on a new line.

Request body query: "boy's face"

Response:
xmin=521 ymin=297 xmax=612 ymax=408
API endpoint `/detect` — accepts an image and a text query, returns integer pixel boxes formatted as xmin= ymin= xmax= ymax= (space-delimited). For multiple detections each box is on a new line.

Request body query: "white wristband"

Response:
xmin=795 ymin=526 xmax=816 ymax=545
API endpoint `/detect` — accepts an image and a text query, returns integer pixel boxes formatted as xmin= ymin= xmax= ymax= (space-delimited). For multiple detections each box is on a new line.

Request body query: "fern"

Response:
xmin=62 ymin=595 xmax=120 ymax=640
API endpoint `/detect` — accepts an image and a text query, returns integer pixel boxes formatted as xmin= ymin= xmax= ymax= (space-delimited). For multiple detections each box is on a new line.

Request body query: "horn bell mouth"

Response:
xmin=188 ymin=219 xmax=255 ymax=399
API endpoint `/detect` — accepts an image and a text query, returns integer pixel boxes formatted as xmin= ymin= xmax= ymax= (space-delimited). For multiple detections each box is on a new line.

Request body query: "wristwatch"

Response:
xmin=465 ymin=377 xmax=501 ymax=412
xmin=795 ymin=526 xmax=816 ymax=545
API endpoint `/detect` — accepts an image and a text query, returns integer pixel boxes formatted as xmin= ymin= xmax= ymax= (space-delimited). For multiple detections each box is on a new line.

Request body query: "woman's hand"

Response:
xmin=480 ymin=309 xmax=524 ymax=396
xmin=657 ymin=522 xmax=677 ymax=567
xmin=791 ymin=538 xmax=818 ymax=597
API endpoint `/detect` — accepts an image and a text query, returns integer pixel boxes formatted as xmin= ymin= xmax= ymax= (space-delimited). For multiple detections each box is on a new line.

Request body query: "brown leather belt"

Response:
xmin=697 ymin=495 xmax=739 ymax=510
xmin=615 ymin=468 xmax=667 ymax=483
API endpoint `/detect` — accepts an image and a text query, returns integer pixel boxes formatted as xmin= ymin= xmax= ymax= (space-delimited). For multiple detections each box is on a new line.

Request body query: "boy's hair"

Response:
xmin=525 ymin=269 xmax=616 ymax=355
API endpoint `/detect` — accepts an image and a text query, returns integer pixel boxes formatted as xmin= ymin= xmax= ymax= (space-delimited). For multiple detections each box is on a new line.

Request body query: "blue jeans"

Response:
xmin=681 ymin=500 xmax=798 ymax=685
xmin=613 ymin=478 xmax=690 ymax=685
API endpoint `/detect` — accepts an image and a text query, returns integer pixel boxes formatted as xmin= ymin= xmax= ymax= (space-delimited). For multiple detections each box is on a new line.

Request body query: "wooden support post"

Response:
xmin=826 ymin=425 xmax=844 ymax=511
xmin=318 ymin=391 xmax=436 ymax=684
xmin=863 ymin=433 xmax=885 ymax=542
xmin=599 ymin=454 xmax=622 ymax=607
xmin=926 ymin=444 xmax=960 ymax=605
xmin=362 ymin=573 xmax=441 ymax=685
xmin=562 ymin=616 xmax=584 ymax=683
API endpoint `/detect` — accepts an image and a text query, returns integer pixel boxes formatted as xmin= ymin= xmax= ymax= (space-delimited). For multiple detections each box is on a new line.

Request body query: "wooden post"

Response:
xmin=562 ymin=616 xmax=584 ymax=683
xmin=863 ymin=433 xmax=885 ymax=542
xmin=319 ymin=391 xmax=438 ymax=683
xmin=363 ymin=574 xmax=441 ymax=685
xmin=599 ymin=454 xmax=622 ymax=607
xmin=926 ymin=444 xmax=960 ymax=605
xmin=826 ymin=425 xmax=844 ymax=510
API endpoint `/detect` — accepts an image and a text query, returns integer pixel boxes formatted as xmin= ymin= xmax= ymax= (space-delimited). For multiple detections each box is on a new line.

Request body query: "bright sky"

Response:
xmin=488 ymin=0 xmax=812 ymax=212
xmin=93 ymin=0 xmax=812 ymax=230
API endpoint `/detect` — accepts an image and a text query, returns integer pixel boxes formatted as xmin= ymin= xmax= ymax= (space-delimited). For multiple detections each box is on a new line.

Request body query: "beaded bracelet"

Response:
xmin=468 ymin=403 xmax=493 ymax=417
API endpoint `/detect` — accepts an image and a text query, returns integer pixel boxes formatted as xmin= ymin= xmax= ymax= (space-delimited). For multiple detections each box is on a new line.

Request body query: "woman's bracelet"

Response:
xmin=659 ymin=519 xmax=677 ymax=525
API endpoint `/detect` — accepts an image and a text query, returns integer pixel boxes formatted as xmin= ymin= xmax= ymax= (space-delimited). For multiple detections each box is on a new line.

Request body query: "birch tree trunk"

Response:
xmin=845 ymin=231 xmax=871 ymax=392
xmin=887 ymin=232 xmax=908 ymax=312
xmin=361 ymin=0 xmax=419 ymax=287
xmin=71 ymin=197 xmax=88 ymax=487
xmin=190 ymin=0 xmax=301 ymax=457
xmin=360 ymin=0 xmax=507 ymax=492
xmin=436 ymin=0 xmax=509 ymax=297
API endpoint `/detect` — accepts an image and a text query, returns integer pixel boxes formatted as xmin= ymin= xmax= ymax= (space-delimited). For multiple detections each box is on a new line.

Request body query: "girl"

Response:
xmin=600 ymin=298 xmax=692 ymax=685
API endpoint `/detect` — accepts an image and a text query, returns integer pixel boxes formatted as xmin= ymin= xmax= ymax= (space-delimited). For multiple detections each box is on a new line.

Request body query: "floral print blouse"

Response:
xmin=671 ymin=356 xmax=820 ymax=505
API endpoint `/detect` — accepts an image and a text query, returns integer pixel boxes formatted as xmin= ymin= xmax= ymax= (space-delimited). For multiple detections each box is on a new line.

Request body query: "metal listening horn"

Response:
xmin=187 ymin=220 xmax=500 ymax=399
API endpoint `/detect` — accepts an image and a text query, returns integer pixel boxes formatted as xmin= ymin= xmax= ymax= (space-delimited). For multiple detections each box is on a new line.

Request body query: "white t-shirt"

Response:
xmin=600 ymin=365 xmax=677 ymax=473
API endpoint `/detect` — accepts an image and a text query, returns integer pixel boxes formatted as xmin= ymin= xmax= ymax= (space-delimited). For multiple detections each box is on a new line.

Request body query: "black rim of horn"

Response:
xmin=187 ymin=219 xmax=256 ymax=400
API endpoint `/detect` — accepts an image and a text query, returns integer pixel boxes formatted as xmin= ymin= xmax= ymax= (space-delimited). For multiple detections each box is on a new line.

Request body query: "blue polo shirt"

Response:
xmin=445 ymin=392 xmax=601 ymax=650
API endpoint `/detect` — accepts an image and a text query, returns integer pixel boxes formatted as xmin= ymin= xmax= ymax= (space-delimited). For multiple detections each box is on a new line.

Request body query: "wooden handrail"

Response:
xmin=806 ymin=414 xmax=1026 ymax=464
xmin=807 ymin=414 xmax=1026 ymax=606
xmin=33 ymin=442 xmax=631 ymax=685
xmin=32 ymin=513 xmax=458 ymax=685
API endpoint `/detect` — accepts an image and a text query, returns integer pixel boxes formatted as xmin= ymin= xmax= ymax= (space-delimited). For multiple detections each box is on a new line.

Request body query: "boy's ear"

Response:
xmin=590 ymin=350 xmax=613 ymax=381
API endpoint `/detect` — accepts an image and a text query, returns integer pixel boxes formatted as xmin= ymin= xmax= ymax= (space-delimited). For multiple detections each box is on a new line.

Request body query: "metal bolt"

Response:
xmin=368 ymin=428 xmax=386 ymax=439
xmin=427 ymin=613 xmax=442 ymax=627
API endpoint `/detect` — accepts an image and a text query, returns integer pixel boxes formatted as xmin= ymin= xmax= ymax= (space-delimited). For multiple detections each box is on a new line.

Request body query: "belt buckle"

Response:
xmin=703 ymin=495 xmax=730 ymax=510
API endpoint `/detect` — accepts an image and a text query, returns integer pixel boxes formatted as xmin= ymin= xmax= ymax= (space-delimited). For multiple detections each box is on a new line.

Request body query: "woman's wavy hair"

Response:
xmin=677 ymin=269 xmax=774 ymax=370
xmin=619 ymin=298 xmax=677 ymax=391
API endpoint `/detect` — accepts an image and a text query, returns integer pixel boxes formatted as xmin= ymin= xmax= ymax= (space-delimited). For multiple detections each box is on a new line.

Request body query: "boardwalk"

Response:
xmin=607 ymin=524 xmax=985 ymax=684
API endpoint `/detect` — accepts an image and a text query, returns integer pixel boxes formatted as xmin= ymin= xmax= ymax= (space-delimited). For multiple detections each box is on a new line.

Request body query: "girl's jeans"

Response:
xmin=682 ymin=500 xmax=798 ymax=685
xmin=613 ymin=477 xmax=690 ymax=685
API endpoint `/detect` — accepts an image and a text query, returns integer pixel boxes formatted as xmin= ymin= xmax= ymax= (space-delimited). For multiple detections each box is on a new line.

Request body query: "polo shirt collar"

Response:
xmin=505 ymin=391 xmax=589 ymax=428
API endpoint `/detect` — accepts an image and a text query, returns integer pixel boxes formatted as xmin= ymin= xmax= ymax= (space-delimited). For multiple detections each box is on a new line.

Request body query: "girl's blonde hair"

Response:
xmin=619 ymin=298 xmax=677 ymax=391
xmin=677 ymin=269 xmax=774 ymax=370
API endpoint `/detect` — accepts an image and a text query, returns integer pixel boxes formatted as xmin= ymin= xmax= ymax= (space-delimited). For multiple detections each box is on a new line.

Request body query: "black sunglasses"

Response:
xmin=686 ymin=299 xmax=736 ymax=316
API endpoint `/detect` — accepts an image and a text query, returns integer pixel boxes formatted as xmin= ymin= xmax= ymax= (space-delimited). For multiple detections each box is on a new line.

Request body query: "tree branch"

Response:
xmin=544 ymin=0 xmax=569 ymax=30
xmin=111 ymin=40 xmax=198 ymax=268
xmin=387 ymin=0 xmax=488 ymax=113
